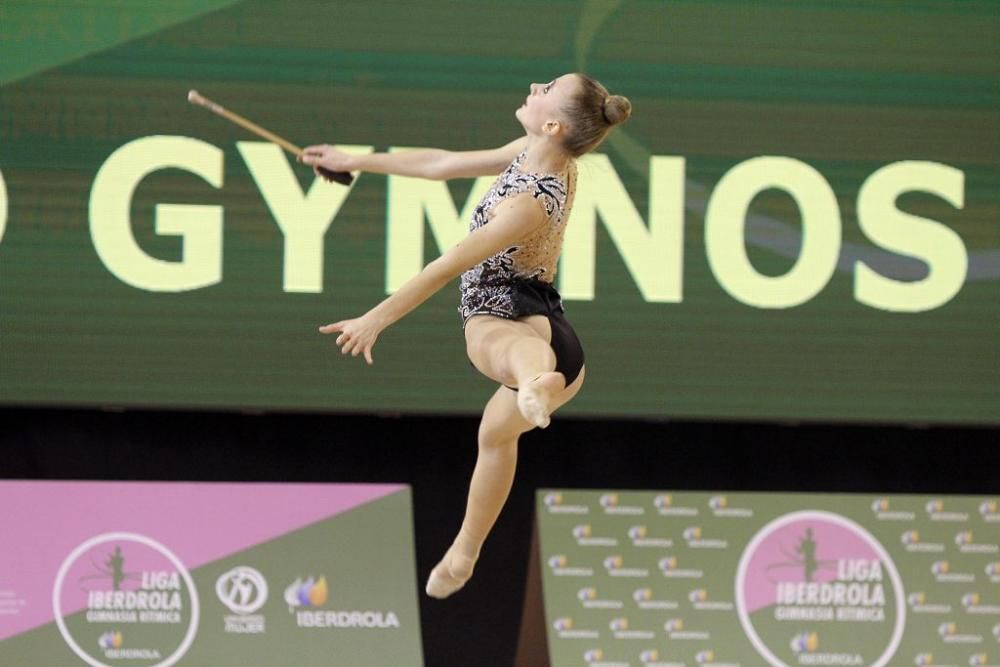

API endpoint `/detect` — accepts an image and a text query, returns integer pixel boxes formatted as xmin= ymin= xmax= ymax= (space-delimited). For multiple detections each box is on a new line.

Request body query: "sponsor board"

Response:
xmin=0 ymin=481 xmax=423 ymax=666
xmin=538 ymin=490 xmax=999 ymax=667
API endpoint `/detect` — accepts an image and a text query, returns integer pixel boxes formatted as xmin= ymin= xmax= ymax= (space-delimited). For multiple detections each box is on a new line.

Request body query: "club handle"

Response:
xmin=188 ymin=89 xmax=354 ymax=186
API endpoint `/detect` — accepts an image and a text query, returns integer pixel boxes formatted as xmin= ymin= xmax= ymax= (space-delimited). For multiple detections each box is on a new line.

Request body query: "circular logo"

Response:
xmin=215 ymin=566 xmax=268 ymax=614
xmin=735 ymin=511 xmax=905 ymax=667
xmin=52 ymin=532 xmax=200 ymax=667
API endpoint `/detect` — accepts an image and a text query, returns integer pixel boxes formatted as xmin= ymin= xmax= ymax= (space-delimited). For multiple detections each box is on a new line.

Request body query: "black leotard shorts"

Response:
xmin=466 ymin=277 xmax=584 ymax=388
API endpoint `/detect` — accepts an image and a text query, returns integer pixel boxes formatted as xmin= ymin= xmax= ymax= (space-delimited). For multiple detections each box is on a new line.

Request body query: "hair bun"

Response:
xmin=602 ymin=95 xmax=632 ymax=126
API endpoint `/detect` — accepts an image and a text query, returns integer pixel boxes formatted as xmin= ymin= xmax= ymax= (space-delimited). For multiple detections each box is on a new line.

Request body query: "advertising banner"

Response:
xmin=1 ymin=1 xmax=997 ymax=423
xmin=0 ymin=481 xmax=423 ymax=666
xmin=538 ymin=489 xmax=1000 ymax=667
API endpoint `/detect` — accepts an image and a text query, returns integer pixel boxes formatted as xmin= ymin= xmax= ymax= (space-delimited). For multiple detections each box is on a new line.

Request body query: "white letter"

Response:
xmin=238 ymin=142 xmax=373 ymax=293
xmin=385 ymin=147 xmax=494 ymax=293
xmin=90 ymin=136 xmax=223 ymax=291
xmin=705 ymin=156 xmax=841 ymax=308
xmin=0 ymin=167 xmax=7 ymax=244
xmin=560 ymin=154 xmax=684 ymax=302
xmin=855 ymin=161 xmax=966 ymax=312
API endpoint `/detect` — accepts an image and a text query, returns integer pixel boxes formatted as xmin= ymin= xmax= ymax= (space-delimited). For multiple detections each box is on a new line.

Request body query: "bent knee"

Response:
xmin=478 ymin=433 xmax=522 ymax=453
xmin=478 ymin=424 xmax=527 ymax=449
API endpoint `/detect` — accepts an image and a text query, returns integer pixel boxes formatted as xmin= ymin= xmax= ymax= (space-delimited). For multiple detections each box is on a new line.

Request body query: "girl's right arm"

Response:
xmin=300 ymin=136 xmax=526 ymax=181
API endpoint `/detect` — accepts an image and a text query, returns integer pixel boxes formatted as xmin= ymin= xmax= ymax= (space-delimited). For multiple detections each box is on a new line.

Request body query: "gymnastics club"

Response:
xmin=187 ymin=89 xmax=353 ymax=186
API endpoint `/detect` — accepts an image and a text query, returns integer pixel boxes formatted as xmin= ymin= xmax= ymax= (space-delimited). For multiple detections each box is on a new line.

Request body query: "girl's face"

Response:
xmin=515 ymin=74 xmax=578 ymax=137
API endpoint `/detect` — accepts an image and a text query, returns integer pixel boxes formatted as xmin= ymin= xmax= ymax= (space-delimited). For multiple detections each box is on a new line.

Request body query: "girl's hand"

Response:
xmin=318 ymin=313 xmax=384 ymax=365
xmin=300 ymin=144 xmax=357 ymax=178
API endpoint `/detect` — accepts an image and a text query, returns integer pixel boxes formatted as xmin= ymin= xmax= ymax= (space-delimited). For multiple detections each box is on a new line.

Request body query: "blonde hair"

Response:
xmin=561 ymin=73 xmax=632 ymax=157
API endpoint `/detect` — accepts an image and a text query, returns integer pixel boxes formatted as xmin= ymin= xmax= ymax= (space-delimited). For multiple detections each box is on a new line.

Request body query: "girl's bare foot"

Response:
xmin=517 ymin=372 xmax=565 ymax=428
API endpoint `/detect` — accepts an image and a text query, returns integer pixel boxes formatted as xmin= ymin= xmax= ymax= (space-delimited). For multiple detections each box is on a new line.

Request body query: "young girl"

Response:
xmin=301 ymin=73 xmax=631 ymax=598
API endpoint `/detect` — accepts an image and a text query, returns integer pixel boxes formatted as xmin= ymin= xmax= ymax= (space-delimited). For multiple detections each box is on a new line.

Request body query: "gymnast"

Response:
xmin=301 ymin=73 xmax=631 ymax=598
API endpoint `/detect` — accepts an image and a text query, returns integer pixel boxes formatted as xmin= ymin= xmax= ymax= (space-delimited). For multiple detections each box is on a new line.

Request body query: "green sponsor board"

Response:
xmin=1 ymin=1 xmax=998 ymax=422
xmin=537 ymin=490 xmax=1000 ymax=667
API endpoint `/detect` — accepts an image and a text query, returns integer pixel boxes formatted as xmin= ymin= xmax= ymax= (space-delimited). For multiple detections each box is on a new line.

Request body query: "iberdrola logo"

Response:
xmin=962 ymin=593 xmax=981 ymax=608
xmin=633 ymin=588 xmax=653 ymax=602
xmin=790 ymin=631 xmax=818 ymax=653
xmin=553 ymin=617 xmax=573 ymax=631
xmin=609 ymin=617 xmax=628 ymax=631
xmin=709 ymin=496 xmax=728 ymax=510
xmin=695 ymin=649 xmax=715 ymax=663
xmin=603 ymin=555 xmax=623 ymax=571
xmin=736 ymin=511 xmax=905 ymax=667
xmin=914 ymin=654 xmax=934 ymax=665
xmin=655 ymin=494 xmax=673 ymax=509
xmin=98 ymin=631 xmax=124 ymax=649
xmin=284 ymin=576 xmax=328 ymax=611
xmin=689 ymin=589 xmax=708 ymax=603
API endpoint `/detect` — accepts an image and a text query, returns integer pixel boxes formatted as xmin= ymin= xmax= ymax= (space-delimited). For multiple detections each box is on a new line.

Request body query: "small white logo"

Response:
xmin=215 ymin=566 xmax=268 ymax=615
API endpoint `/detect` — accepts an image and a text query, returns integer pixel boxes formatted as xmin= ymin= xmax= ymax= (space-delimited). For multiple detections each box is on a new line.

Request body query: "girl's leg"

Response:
xmin=426 ymin=366 xmax=586 ymax=599
xmin=426 ymin=385 xmax=529 ymax=597
xmin=463 ymin=315 xmax=567 ymax=428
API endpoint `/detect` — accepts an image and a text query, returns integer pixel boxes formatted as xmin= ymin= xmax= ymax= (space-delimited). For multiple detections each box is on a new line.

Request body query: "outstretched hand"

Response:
xmin=299 ymin=144 xmax=356 ymax=180
xmin=319 ymin=313 xmax=384 ymax=365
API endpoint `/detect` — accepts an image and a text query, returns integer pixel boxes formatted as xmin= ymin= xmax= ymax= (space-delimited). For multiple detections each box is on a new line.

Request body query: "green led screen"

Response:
xmin=1 ymin=1 xmax=997 ymax=423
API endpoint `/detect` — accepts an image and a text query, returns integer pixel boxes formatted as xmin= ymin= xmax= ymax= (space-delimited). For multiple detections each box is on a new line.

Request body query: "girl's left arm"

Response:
xmin=320 ymin=193 xmax=546 ymax=364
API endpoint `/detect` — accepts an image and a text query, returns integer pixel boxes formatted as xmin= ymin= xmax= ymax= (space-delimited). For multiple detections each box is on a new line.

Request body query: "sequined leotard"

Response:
xmin=459 ymin=149 xmax=576 ymax=321
xmin=459 ymin=149 xmax=584 ymax=385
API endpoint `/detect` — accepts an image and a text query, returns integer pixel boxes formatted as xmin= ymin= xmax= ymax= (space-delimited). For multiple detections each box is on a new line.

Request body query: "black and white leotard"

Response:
xmin=458 ymin=149 xmax=584 ymax=385
xmin=458 ymin=149 xmax=575 ymax=321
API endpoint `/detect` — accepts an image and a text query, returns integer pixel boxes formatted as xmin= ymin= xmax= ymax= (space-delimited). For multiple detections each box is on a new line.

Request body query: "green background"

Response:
xmin=1 ymin=1 xmax=997 ymax=423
